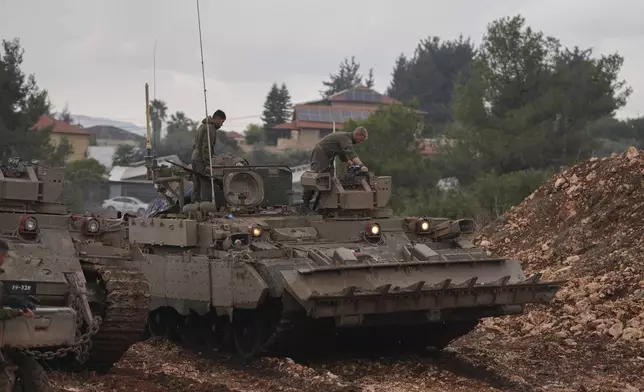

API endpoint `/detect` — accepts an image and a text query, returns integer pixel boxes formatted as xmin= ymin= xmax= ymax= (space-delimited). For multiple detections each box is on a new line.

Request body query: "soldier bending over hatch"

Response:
xmin=302 ymin=126 xmax=369 ymax=209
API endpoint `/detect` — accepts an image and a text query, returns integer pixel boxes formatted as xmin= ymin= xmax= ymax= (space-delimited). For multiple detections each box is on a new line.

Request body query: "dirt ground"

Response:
xmin=47 ymin=328 xmax=643 ymax=392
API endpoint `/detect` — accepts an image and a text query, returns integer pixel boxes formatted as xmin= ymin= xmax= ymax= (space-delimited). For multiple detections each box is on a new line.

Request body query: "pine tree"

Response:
xmin=59 ymin=103 xmax=74 ymax=124
xmin=278 ymin=83 xmax=293 ymax=121
xmin=365 ymin=68 xmax=375 ymax=89
xmin=261 ymin=82 xmax=292 ymax=129
xmin=386 ymin=54 xmax=409 ymax=98
xmin=320 ymin=56 xmax=369 ymax=98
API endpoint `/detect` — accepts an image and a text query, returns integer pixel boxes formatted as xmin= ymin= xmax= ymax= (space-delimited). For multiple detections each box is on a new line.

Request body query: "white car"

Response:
xmin=102 ymin=196 xmax=148 ymax=217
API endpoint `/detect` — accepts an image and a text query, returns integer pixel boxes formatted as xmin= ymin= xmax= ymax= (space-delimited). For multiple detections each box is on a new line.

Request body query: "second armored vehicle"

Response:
xmin=0 ymin=158 xmax=150 ymax=373
xmin=97 ymin=155 xmax=564 ymax=358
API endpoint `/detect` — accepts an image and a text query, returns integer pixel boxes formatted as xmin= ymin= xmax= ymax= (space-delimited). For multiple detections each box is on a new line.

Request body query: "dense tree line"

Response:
xmin=341 ymin=15 xmax=639 ymax=222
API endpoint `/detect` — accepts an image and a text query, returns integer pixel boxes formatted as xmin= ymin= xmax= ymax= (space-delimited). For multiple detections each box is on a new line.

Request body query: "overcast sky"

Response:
xmin=1 ymin=0 xmax=643 ymax=133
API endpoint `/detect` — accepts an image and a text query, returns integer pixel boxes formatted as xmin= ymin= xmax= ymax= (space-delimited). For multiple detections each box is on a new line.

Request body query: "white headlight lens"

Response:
xmin=25 ymin=218 xmax=37 ymax=231
xmin=370 ymin=225 xmax=380 ymax=235
xmin=421 ymin=221 xmax=430 ymax=231
xmin=88 ymin=220 xmax=100 ymax=233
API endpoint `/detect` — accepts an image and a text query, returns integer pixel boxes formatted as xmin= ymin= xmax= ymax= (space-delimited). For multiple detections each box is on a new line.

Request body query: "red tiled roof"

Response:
xmin=418 ymin=139 xmax=436 ymax=155
xmin=32 ymin=115 xmax=91 ymax=135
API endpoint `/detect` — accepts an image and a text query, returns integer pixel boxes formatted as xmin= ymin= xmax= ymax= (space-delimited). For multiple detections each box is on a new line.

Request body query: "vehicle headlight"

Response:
xmin=25 ymin=217 xmax=37 ymax=231
xmin=87 ymin=219 xmax=100 ymax=233
xmin=19 ymin=216 xmax=38 ymax=233
xmin=365 ymin=222 xmax=381 ymax=238
xmin=250 ymin=225 xmax=263 ymax=237
xmin=411 ymin=218 xmax=431 ymax=234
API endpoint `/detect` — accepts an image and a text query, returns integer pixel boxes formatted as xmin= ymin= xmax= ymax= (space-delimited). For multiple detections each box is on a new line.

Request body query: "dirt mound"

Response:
xmin=475 ymin=147 xmax=644 ymax=345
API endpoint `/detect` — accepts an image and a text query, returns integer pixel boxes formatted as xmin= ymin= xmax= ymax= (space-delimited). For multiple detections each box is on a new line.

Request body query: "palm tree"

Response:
xmin=166 ymin=111 xmax=195 ymax=137
xmin=149 ymin=99 xmax=168 ymax=149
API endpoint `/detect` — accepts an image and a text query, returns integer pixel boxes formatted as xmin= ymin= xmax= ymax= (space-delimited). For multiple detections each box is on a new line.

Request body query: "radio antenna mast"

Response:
xmin=196 ymin=0 xmax=216 ymax=204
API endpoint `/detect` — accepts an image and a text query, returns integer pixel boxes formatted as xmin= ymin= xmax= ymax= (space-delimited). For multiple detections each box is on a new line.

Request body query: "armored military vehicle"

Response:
xmin=0 ymin=157 xmax=150 ymax=373
xmin=118 ymin=154 xmax=564 ymax=359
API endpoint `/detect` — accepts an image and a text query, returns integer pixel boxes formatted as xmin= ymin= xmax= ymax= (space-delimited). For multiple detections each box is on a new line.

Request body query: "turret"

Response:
xmin=0 ymin=158 xmax=66 ymax=210
xmin=141 ymin=153 xmax=293 ymax=219
xmin=299 ymin=164 xmax=392 ymax=217
xmin=0 ymin=158 xmax=69 ymax=240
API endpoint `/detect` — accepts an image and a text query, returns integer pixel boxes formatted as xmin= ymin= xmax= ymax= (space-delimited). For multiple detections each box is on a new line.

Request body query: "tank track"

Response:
xmin=252 ymin=307 xmax=479 ymax=358
xmin=82 ymin=265 xmax=150 ymax=372
xmin=258 ymin=313 xmax=301 ymax=356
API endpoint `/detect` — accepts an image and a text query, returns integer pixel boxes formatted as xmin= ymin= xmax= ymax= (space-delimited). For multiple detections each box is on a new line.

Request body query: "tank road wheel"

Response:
xmin=232 ymin=309 xmax=267 ymax=360
xmin=179 ymin=311 xmax=203 ymax=346
xmin=202 ymin=311 xmax=232 ymax=352
xmin=147 ymin=307 xmax=181 ymax=342
xmin=5 ymin=351 xmax=50 ymax=392
xmin=232 ymin=299 xmax=284 ymax=360
xmin=80 ymin=265 xmax=151 ymax=373
xmin=163 ymin=308 xmax=183 ymax=342
xmin=147 ymin=308 xmax=166 ymax=337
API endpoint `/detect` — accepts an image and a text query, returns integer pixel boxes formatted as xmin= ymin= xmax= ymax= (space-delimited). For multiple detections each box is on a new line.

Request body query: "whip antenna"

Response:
xmin=196 ymin=0 xmax=216 ymax=204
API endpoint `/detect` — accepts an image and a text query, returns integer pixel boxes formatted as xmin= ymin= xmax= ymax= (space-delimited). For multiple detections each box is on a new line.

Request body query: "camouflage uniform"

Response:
xmin=191 ymin=116 xmax=220 ymax=203
xmin=0 ymin=309 xmax=26 ymax=321
xmin=302 ymin=131 xmax=359 ymax=206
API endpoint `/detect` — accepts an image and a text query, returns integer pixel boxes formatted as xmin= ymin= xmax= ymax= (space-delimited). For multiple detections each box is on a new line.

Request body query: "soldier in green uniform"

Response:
xmin=302 ymin=126 xmax=369 ymax=208
xmin=191 ymin=109 xmax=226 ymax=203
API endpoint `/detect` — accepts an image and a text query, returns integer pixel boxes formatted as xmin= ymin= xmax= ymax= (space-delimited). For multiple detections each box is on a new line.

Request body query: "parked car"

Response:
xmin=101 ymin=196 xmax=148 ymax=216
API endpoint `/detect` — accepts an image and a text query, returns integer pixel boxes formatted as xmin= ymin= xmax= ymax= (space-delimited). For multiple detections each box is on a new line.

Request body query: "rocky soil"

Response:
xmin=476 ymin=147 xmax=644 ymax=346
xmin=48 ymin=148 xmax=644 ymax=391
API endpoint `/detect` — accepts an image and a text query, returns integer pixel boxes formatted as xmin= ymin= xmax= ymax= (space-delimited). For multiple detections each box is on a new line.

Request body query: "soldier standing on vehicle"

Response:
xmin=191 ymin=109 xmax=226 ymax=203
xmin=302 ymin=126 xmax=369 ymax=209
